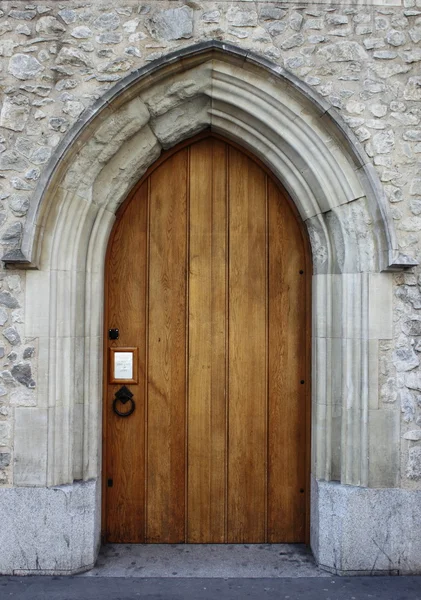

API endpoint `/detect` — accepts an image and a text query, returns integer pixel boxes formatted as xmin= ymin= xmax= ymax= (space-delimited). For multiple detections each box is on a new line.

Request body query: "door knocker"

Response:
xmin=113 ymin=385 xmax=135 ymax=417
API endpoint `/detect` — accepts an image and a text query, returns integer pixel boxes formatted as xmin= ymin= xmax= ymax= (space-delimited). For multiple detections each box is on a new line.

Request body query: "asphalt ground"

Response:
xmin=0 ymin=576 xmax=420 ymax=600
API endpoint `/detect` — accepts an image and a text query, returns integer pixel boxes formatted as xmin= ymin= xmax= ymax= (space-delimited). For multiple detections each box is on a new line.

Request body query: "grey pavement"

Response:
xmin=1 ymin=576 xmax=421 ymax=600
xmin=1 ymin=546 xmax=420 ymax=599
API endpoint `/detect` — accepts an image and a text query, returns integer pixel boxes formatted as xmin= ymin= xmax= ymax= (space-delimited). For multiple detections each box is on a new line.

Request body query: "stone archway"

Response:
xmin=4 ymin=41 xmax=416 ymax=575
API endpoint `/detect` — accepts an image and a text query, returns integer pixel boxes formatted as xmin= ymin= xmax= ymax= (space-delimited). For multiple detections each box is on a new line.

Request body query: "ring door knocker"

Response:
xmin=113 ymin=385 xmax=135 ymax=417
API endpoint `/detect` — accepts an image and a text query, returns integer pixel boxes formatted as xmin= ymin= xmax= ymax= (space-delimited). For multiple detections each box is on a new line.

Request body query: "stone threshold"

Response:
xmin=79 ymin=544 xmax=329 ymax=578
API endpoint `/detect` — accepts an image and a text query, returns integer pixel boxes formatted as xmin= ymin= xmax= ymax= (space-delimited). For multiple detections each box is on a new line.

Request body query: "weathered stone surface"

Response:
xmin=403 ymin=130 xmax=421 ymax=142
xmin=372 ymin=130 xmax=395 ymax=154
xmin=2 ymin=327 xmax=21 ymax=346
xmin=23 ymin=347 xmax=35 ymax=359
xmin=404 ymin=49 xmax=421 ymax=63
xmin=147 ymin=7 xmax=193 ymax=41
xmin=259 ymin=6 xmax=286 ymax=21
xmin=25 ymin=168 xmax=39 ymax=181
xmin=8 ymin=10 xmax=36 ymax=21
xmin=0 ymin=292 xmax=19 ymax=309
xmin=401 ymin=388 xmax=416 ymax=422
xmin=373 ymin=62 xmax=411 ymax=79
xmin=2 ymin=222 xmax=22 ymax=245
xmin=71 ymin=26 xmax=92 ymax=39
xmin=227 ymin=8 xmax=258 ymax=27
xmin=281 ymin=34 xmax=304 ymax=50
xmin=370 ymin=103 xmax=388 ymax=118
xmin=407 ymin=446 xmax=421 ymax=479
xmin=151 ymin=97 xmax=209 ymax=149
xmin=36 ymin=16 xmax=65 ymax=34
xmin=403 ymin=318 xmax=421 ymax=336
xmin=326 ymin=14 xmax=348 ymax=25
xmin=404 ymin=77 xmax=421 ymax=101
xmin=0 ymin=423 xmax=11 ymax=446
xmin=11 ymin=363 xmax=35 ymax=389
xmin=406 ymin=371 xmax=421 ymax=391
xmin=0 ymin=309 xmax=8 ymax=327
xmin=56 ymin=47 xmax=93 ymax=68
xmin=373 ymin=50 xmax=398 ymax=59
xmin=386 ymin=29 xmax=407 ymax=46
xmin=380 ymin=377 xmax=398 ymax=403
xmin=9 ymin=195 xmax=29 ymax=217
xmin=0 ymin=480 xmax=99 ymax=573
xmin=393 ymin=346 xmax=419 ymax=372
xmin=58 ymin=9 xmax=76 ymax=24
xmin=96 ymin=32 xmax=123 ymax=45
xmin=0 ymin=370 xmax=15 ymax=386
xmin=396 ymin=285 xmax=421 ymax=309
xmin=62 ymin=101 xmax=84 ymax=119
xmin=0 ymin=22 xmax=13 ymax=36
xmin=0 ymin=453 xmax=10 ymax=468
xmin=10 ymin=177 xmax=32 ymax=191
xmin=289 ymin=12 xmax=303 ymax=31
xmin=0 ymin=150 xmax=28 ymax=171
xmin=0 ymin=95 xmax=30 ymax=132
xmin=49 ymin=117 xmax=68 ymax=132
xmin=93 ymin=13 xmax=120 ymax=31
xmin=8 ymin=54 xmax=43 ymax=80
xmin=265 ymin=21 xmax=286 ymax=37
xmin=403 ymin=430 xmax=421 ymax=440
xmin=409 ymin=26 xmax=421 ymax=43
xmin=202 ymin=11 xmax=220 ymax=24
xmin=317 ymin=41 xmax=368 ymax=62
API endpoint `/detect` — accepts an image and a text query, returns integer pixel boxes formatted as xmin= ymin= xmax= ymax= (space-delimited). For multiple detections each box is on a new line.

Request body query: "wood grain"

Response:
xmin=104 ymin=135 xmax=310 ymax=544
xmin=227 ymin=146 xmax=267 ymax=543
xmin=187 ymin=139 xmax=227 ymax=543
xmin=267 ymin=179 xmax=307 ymax=542
xmin=106 ymin=181 xmax=148 ymax=543
xmin=146 ymin=149 xmax=188 ymax=543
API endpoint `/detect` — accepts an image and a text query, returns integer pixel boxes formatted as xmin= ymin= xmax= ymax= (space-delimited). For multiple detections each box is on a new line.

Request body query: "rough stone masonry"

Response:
xmin=0 ymin=0 xmax=420 ymax=505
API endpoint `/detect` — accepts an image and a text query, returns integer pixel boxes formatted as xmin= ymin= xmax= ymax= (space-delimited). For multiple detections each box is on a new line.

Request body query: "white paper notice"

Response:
xmin=114 ymin=352 xmax=133 ymax=380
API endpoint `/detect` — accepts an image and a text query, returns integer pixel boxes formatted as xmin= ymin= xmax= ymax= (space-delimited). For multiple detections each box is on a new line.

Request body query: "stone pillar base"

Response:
xmin=0 ymin=479 xmax=100 ymax=575
xmin=2 ymin=476 xmax=421 ymax=575
xmin=311 ymin=476 xmax=421 ymax=575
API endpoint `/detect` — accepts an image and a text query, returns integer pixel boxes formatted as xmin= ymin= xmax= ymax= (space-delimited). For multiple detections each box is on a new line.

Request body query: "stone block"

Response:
xmin=147 ymin=6 xmax=193 ymax=41
xmin=0 ymin=422 xmax=11 ymax=447
xmin=368 ymin=273 xmax=393 ymax=339
xmin=0 ymin=480 xmax=100 ymax=575
xmin=25 ymin=270 xmax=50 ymax=337
xmin=140 ymin=64 xmax=211 ymax=118
xmin=93 ymin=125 xmax=161 ymax=212
xmin=368 ymin=409 xmax=400 ymax=487
xmin=14 ymin=408 xmax=47 ymax=486
xmin=312 ymin=478 xmax=421 ymax=574
xmin=150 ymin=96 xmax=210 ymax=149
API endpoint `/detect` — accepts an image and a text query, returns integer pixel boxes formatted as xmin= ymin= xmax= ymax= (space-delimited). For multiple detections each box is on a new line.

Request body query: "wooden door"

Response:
xmin=104 ymin=134 xmax=311 ymax=544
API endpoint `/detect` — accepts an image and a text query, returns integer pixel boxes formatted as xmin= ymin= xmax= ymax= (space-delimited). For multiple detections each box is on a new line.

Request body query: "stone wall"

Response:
xmin=0 ymin=0 xmax=420 ymax=491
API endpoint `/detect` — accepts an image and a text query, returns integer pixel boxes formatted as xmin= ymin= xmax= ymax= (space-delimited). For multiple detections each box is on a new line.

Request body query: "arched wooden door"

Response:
xmin=103 ymin=134 xmax=311 ymax=544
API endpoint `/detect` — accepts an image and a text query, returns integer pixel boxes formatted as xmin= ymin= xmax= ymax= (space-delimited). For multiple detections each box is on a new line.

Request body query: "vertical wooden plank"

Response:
xmin=106 ymin=182 xmax=148 ymax=543
xmin=147 ymin=150 xmax=188 ymax=543
xmin=267 ymin=179 xmax=307 ymax=542
xmin=227 ymin=146 xmax=267 ymax=543
xmin=187 ymin=139 xmax=227 ymax=543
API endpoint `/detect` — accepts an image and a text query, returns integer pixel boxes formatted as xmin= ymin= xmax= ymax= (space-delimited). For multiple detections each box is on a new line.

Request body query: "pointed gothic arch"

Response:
xmin=6 ymin=41 xmax=416 ymax=575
